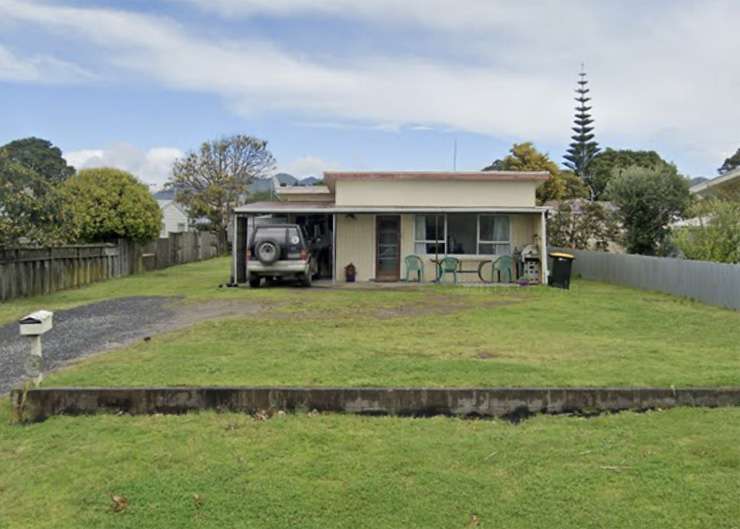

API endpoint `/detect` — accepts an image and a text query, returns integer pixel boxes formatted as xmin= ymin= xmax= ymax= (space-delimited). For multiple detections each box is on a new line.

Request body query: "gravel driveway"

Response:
xmin=0 ymin=297 xmax=178 ymax=393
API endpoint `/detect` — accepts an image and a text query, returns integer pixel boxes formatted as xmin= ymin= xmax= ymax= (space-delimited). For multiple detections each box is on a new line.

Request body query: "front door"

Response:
xmin=375 ymin=215 xmax=401 ymax=281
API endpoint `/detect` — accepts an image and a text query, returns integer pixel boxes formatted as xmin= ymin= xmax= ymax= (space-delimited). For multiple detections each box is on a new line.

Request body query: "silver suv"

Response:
xmin=247 ymin=224 xmax=315 ymax=287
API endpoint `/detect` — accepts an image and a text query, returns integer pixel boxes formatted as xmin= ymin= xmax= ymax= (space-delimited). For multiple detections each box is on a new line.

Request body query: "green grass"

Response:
xmin=9 ymin=257 xmax=734 ymax=389
xmin=1 ymin=404 xmax=738 ymax=529
xmin=2 ymin=258 xmax=739 ymax=528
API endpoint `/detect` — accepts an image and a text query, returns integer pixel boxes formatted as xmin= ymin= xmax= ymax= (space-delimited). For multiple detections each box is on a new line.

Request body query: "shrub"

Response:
xmin=63 ymin=168 xmax=161 ymax=243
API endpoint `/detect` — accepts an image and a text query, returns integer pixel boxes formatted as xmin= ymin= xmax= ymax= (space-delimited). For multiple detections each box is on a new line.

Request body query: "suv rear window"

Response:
xmin=253 ymin=227 xmax=287 ymax=243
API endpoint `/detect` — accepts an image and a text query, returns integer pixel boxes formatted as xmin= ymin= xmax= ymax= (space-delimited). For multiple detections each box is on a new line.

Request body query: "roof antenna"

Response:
xmin=452 ymin=138 xmax=458 ymax=171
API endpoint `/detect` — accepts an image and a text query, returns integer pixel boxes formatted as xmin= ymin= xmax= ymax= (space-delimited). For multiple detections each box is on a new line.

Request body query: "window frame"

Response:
xmin=476 ymin=214 xmax=512 ymax=256
xmin=413 ymin=214 xmax=447 ymax=255
xmin=413 ymin=214 xmax=512 ymax=257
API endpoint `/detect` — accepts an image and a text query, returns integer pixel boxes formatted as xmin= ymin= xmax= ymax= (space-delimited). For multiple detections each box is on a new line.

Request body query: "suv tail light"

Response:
xmin=247 ymin=248 xmax=253 ymax=259
xmin=300 ymin=249 xmax=308 ymax=260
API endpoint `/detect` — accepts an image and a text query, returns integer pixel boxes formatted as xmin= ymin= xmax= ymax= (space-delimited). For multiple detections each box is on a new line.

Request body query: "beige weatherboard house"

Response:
xmin=232 ymin=171 xmax=550 ymax=284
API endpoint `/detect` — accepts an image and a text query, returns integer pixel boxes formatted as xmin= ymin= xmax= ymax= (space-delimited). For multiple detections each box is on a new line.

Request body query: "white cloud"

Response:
xmin=279 ymin=155 xmax=340 ymax=178
xmin=3 ymin=0 xmax=740 ymax=174
xmin=0 ymin=44 xmax=95 ymax=83
xmin=177 ymin=0 xmax=586 ymax=32
xmin=65 ymin=143 xmax=183 ymax=189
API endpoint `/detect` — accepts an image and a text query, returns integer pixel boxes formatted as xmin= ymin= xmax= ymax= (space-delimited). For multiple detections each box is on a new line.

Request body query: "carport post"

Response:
xmin=231 ymin=214 xmax=238 ymax=283
xmin=332 ymin=213 xmax=337 ymax=284
xmin=540 ymin=210 xmax=549 ymax=284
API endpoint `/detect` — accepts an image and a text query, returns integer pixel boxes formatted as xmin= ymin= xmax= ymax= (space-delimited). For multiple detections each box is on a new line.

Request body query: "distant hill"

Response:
xmin=152 ymin=188 xmax=176 ymax=200
xmin=247 ymin=173 xmax=321 ymax=194
xmin=154 ymin=174 xmax=318 ymax=199
xmin=301 ymin=176 xmax=321 ymax=186
xmin=689 ymin=176 xmax=709 ymax=187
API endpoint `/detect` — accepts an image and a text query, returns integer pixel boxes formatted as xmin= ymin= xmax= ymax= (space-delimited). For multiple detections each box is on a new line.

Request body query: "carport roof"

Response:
xmin=234 ymin=201 xmax=547 ymax=214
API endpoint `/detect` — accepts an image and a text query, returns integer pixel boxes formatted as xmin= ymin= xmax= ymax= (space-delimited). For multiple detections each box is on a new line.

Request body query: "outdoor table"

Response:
xmin=430 ymin=256 xmax=492 ymax=282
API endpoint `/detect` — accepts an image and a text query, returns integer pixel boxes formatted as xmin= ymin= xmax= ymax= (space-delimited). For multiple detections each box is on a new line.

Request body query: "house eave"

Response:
xmin=234 ymin=203 xmax=548 ymax=215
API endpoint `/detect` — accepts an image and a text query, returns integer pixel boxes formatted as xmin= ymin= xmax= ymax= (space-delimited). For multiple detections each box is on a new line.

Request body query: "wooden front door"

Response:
xmin=375 ymin=215 xmax=401 ymax=281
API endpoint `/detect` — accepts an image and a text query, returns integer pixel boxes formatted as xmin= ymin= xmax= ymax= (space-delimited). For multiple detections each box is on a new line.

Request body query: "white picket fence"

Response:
xmin=550 ymin=248 xmax=740 ymax=310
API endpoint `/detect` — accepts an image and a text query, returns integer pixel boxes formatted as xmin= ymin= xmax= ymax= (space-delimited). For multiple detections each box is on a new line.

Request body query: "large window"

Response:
xmin=414 ymin=214 xmax=511 ymax=256
xmin=414 ymin=214 xmax=445 ymax=255
xmin=478 ymin=215 xmax=511 ymax=255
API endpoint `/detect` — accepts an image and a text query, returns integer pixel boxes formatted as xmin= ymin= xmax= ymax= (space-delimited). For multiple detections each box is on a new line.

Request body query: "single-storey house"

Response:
xmin=232 ymin=170 xmax=550 ymax=284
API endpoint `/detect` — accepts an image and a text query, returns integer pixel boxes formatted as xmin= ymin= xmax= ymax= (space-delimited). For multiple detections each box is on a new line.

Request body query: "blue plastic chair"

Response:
xmin=404 ymin=255 xmax=424 ymax=282
xmin=437 ymin=256 xmax=459 ymax=284
xmin=493 ymin=255 xmax=514 ymax=283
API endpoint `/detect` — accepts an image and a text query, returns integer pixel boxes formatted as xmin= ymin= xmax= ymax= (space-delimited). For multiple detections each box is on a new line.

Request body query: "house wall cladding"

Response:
xmin=0 ymin=232 xmax=221 ymax=302
xmin=551 ymin=247 xmax=740 ymax=310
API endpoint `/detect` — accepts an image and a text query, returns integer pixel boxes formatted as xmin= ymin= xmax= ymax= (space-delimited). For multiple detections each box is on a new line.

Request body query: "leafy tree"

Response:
xmin=1 ymin=137 xmax=75 ymax=186
xmin=606 ymin=165 xmax=691 ymax=255
xmin=718 ymin=148 xmax=740 ymax=175
xmin=169 ymin=134 xmax=275 ymax=247
xmin=482 ymin=142 xmax=587 ymax=203
xmin=481 ymin=159 xmax=506 ymax=171
xmin=63 ymin=168 xmax=161 ymax=243
xmin=0 ymin=152 xmax=73 ymax=247
xmin=589 ymin=148 xmax=673 ymax=200
xmin=547 ymin=200 xmax=619 ymax=251
xmin=563 ymin=70 xmax=600 ymax=192
xmin=673 ymin=197 xmax=740 ymax=263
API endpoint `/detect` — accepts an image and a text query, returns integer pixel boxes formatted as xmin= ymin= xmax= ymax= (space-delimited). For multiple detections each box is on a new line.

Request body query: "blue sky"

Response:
xmin=1 ymin=0 xmax=738 ymax=189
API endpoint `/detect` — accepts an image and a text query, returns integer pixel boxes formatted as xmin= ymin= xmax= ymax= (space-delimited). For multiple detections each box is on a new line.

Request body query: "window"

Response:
xmin=414 ymin=214 xmax=445 ymax=254
xmin=446 ymin=214 xmax=477 ymax=254
xmin=478 ymin=215 xmax=511 ymax=255
xmin=413 ymin=214 xmax=511 ymax=256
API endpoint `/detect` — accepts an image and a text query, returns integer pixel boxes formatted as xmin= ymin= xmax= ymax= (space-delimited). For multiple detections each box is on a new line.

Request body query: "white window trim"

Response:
xmin=414 ymin=214 xmax=512 ymax=257
xmin=413 ymin=214 xmax=446 ymax=254
xmin=477 ymin=214 xmax=512 ymax=255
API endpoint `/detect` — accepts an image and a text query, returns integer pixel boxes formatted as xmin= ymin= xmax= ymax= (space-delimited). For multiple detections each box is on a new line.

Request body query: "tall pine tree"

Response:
xmin=564 ymin=68 xmax=600 ymax=196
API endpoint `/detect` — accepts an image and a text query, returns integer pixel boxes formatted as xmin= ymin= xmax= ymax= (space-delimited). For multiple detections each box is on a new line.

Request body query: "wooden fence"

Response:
xmin=0 ymin=231 xmax=222 ymax=302
xmin=550 ymin=247 xmax=740 ymax=310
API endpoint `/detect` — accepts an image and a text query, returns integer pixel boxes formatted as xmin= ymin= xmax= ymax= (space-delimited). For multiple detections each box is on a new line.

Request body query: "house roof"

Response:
xmin=234 ymin=201 xmax=547 ymax=215
xmin=323 ymin=170 xmax=549 ymax=190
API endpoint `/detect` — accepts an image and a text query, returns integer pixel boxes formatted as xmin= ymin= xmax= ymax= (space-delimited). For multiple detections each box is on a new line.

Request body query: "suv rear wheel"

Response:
xmin=300 ymin=272 xmax=312 ymax=287
xmin=248 ymin=276 xmax=261 ymax=288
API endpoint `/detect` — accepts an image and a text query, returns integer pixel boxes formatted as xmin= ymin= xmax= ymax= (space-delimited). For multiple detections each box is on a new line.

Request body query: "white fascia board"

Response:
xmin=234 ymin=206 xmax=548 ymax=215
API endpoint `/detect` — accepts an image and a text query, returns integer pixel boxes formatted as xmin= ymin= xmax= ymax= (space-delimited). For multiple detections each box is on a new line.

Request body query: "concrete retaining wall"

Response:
xmin=11 ymin=386 xmax=740 ymax=423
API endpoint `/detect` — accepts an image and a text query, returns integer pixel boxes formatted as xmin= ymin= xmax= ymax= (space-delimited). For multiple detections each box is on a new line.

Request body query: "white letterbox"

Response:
xmin=19 ymin=310 xmax=54 ymax=336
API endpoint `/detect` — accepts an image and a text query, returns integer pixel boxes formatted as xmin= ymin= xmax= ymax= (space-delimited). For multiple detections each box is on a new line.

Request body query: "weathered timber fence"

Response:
xmin=11 ymin=386 xmax=740 ymax=423
xmin=550 ymin=247 xmax=740 ymax=310
xmin=0 ymin=231 xmax=222 ymax=302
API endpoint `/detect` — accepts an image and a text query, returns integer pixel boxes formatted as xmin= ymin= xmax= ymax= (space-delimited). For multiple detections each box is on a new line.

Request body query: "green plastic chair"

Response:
xmin=404 ymin=255 xmax=424 ymax=282
xmin=437 ymin=256 xmax=460 ymax=284
xmin=493 ymin=255 xmax=514 ymax=283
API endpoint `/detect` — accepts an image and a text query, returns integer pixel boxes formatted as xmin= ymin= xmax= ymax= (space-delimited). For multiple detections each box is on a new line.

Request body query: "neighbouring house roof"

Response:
xmin=323 ymin=170 xmax=550 ymax=191
xmin=276 ymin=185 xmax=331 ymax=195
xmin=234 ymin=201 xmax=548 ymax=215
xmin=157 ymin=199 xmax=188 ymax=217
xmin=690 ymin=168 xmax=740 ymax=196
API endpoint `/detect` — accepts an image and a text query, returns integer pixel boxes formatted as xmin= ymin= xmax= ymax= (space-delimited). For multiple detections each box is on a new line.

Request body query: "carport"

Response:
xmin=232 ymin=202 xmax=338 ymax=284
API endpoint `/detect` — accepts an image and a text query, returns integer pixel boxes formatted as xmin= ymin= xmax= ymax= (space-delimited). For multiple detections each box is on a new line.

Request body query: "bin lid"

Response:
xmin=549 ymin=252 xmax=575 ymax=260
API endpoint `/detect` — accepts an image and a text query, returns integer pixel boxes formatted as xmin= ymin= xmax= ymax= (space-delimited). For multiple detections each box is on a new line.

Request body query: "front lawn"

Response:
xmin=1 ymin=404 xmax=739 ymax=529
xmin=2 ymin=258 xmax=739 ymax=528
xmin=12 ymin=258 xmax=736 ymax=389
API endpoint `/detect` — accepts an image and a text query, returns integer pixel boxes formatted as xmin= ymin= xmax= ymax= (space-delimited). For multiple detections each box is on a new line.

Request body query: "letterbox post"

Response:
xmin=18 ymin=310 xmax=53 ymax=387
